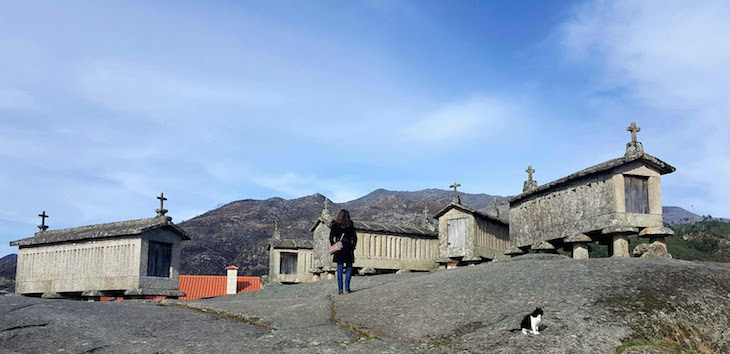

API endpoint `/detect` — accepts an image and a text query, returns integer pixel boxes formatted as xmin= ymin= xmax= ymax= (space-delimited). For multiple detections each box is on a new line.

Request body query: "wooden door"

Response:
xmin=625 ymin=175 xmax=649 ymax=214
xmin=280 ymin=252 xmax=298 ymax=275
xmin=448 ymin=218 xmax=468 ymax=248
xmin=147 ymin=241 xmax=172 ymax=277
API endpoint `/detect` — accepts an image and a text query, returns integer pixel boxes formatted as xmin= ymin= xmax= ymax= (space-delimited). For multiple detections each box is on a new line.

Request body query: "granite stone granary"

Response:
xmin=309 ymin=207 xmax=441 ymax=276
xmin=433 ymin=189 xmax=510 ymax=265
xmin=10 ymin=194 xmax=189 ymax=298
xmin=268 ymin=219 xmax=316 ymax=283
xmin=508 ymin=123 xmax=676 ymax=258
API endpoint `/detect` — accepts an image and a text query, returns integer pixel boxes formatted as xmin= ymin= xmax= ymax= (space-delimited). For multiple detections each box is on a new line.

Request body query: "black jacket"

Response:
xmin=330 ymin=223 xmax=357 ymax=264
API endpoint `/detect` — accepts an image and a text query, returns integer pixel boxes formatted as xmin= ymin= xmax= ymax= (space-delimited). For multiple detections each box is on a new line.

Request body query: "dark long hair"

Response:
xmin=334 ymin=209 xmax=353 ymax=228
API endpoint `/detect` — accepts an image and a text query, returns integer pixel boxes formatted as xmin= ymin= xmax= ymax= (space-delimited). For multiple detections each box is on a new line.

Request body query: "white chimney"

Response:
xmin=225 ymin=265 xmax=238 ymax=295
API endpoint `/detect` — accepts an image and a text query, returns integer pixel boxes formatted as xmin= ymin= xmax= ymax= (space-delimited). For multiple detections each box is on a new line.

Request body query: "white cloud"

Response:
xmin=75 ymin=59 xmax=287 ymax=117
xmin=403 ymin=95 xmax=521 ymax=143
xmin=562 ymin=0 xmax=730 ymax=216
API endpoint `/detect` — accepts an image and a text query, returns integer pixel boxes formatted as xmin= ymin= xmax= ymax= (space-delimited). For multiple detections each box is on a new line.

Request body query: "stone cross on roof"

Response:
xmin=449 ymin=182 xmax=462 ymax=204
xmin=273 ymin=218 xmax=280 ymax=240
xmin=421 ymin=205 xmax=434 ymax=230
xmin=526 ymin=166 xmax=535 ymax=181
xmin=37 ymin=211 xmax=49 ymax=232
xmin=156 ymin=193 xmax=168 ymax=217
xmin=450 ymin=182 xmax=461 ymax=194
xmin=627 ymin=122 xmax=641 ymax=143
xmin=625 ymin=121 xmax=645 ymax=157
xmin=523 ymin=166 xmax=538 ymax=193
xmin=321 ymin=197 xmax=332 ymax=220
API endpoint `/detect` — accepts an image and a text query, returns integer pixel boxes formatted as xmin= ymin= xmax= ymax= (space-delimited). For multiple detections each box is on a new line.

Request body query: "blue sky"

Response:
xmin=2 ymin=1 xmax=729 ymax=257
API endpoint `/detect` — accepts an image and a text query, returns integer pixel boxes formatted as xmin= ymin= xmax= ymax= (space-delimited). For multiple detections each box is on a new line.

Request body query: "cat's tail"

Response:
xmin=508 ymin=328 xmax=522 ymax=332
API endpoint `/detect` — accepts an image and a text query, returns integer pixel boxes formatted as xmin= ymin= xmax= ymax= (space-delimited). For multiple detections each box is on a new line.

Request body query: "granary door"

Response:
xmin=280 ymin=252 xmax=298 ymax=275
xmin=624 ymin=175 xmax=650 ymax=214
xmin=447 ymin=218 xmax=467 ymax=248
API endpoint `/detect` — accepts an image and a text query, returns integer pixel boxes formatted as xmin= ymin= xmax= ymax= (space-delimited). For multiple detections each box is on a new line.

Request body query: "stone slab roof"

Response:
xmin=354 ymin=220 xmax=438 ymax=237
xmin=10 ymin=216 xmax=190 ymax=247
xmin=510 ymin=153 xmax=676 ymax=204
xmin=269 ymin=239 xmax=314 ymax=249
xmin=433 ymin=202 xmax=509 ymax=226
xmin=309 ymin=218 xmax=438 ymax=237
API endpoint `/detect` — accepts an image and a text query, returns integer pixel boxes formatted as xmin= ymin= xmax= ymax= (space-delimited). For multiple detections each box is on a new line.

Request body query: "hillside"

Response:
xmin=0 ymin=254 xmax=16 ymax=292
xmin=3 ymin=256 xmax=729 ymax=353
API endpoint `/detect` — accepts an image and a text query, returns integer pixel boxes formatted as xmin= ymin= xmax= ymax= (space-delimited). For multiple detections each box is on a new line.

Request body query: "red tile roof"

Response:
xmin=178 ymin=275 xmax=260 ymax=300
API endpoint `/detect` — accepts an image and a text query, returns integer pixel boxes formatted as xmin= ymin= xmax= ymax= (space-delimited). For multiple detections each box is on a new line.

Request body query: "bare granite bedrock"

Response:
xmin=2 ymin=256 xmax=728 ymax=354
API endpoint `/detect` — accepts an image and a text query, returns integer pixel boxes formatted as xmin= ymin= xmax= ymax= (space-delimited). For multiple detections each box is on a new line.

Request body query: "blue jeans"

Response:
xmin=337 ymin=263 xmax=353 ymax=293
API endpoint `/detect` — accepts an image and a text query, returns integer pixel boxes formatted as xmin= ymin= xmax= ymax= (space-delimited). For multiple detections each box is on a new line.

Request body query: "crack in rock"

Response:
xmin=2 ymin=323 xmax=48 ymax=332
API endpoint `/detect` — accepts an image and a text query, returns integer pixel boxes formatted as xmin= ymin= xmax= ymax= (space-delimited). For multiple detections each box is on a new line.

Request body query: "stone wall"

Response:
xmin=354 ymin=231 xmax=439 ymax=271
xmin=138 ymin=228 xmax=182 ymax=291
xmin=510 ymin=161 xmax=664 ymax=248
xmin=474 ymin=217 xmax=510 ymax=259
xmin=15 ymin=237 xmax=142 ymax=294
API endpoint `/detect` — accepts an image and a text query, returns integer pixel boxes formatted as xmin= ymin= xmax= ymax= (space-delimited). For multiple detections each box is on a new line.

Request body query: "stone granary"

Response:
xmin=432 ymin=183 xmax=510 ymax=266
xmin=309 ymin=206 xmax=439 ymax=278
xmin=508 ymin=122 xmax=676 ymax=259
xmin=269 ymin=193 xmax=509 ymax=283
xmin=10 ymin=193 xmax=189 ymax=298
xmin=268 ymin=219 xmax=316 ymax=283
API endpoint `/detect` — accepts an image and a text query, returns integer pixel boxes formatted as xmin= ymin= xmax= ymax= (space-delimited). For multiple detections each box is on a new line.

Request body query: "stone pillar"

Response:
xmin=563 ymin=233 xmax=592 ymax=259
xmin=225 ymin=265 xmax=238 ymax=295
xmin=612 ymin=236 xmax=630 ymax=258
xmin=601 ymin=227 xmax=639 ymax=258
xmin=573 ymin=244 xmax=589 ymax=259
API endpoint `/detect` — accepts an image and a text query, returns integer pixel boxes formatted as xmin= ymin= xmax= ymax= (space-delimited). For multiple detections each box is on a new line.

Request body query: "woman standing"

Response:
xmin=330 ymin=209 xmax=357 ymax=294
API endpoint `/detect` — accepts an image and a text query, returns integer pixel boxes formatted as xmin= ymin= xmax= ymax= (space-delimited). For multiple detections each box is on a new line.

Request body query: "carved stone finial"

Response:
xmin=526 ymin=166 xmax=535 ymax=181
xmin=493 ymin=197 xmax=499 ymax=217
xmin=37 ymin=211 xmax=49 ymax=232
xmin=321 ymin=197 xmax=332 ymax=221
xmin=523 ymin=166 xmax=538 ymax=193
xmin=156 ymin=193 xmax=168 ymax=217
xmin=625 ymin=122 xmax=645 ymax=157
xmin=627 ymin=122 xmax=640 ymax=143
xmin=449 ymin=182 xmax=461 ymax=204
xmin=421 ymin=206 xmax=435 ymax=231
xmin=273 ymin=218 xmax=280 ymax=240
